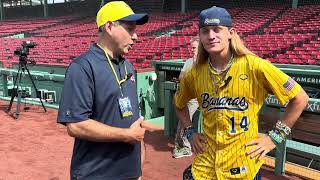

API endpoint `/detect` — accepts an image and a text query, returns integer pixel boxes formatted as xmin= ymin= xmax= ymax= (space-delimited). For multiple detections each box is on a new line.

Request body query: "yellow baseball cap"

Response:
xmin=96 ymin=1 xmax=148 ymax=28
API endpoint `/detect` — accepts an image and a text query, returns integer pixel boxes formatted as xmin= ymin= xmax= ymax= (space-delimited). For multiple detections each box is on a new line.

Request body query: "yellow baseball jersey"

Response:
xmin=175 ymin=54 xmax=302 ymax=179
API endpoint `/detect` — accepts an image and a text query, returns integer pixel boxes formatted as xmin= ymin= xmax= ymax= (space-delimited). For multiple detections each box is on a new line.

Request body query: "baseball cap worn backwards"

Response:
xmin=96 ymin=1 xmax=149 ymax=28
xmin=199 ymin=6 xmax=232 ymax=28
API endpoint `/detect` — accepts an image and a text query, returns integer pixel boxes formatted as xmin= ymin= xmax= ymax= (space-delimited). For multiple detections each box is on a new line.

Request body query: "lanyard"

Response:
xmin=97 ymin=44 xmax=128 ymax=95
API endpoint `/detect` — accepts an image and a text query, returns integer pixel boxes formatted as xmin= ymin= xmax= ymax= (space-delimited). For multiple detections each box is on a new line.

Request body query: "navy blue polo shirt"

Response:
xmin=57 ymin=44 xmax=141 ymax=180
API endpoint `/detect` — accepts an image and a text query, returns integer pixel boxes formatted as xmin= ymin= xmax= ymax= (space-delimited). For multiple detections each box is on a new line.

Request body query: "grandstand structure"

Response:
xmin=0 ymin=0 xmax=319 ymax=179
xmin=0 ymin=1 xmax=319 ymax=69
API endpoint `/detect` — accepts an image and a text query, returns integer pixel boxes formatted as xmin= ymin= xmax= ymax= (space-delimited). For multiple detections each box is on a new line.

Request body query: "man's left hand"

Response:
xmin=245 ymin=134 xmax=276 ymax=160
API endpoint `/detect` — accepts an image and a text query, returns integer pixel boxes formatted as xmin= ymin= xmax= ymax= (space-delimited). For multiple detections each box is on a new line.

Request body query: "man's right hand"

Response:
xmin=189 ymin=133 xmax=207 ymax=155
xmin=126 ymin=117 xmax=146 ymax=144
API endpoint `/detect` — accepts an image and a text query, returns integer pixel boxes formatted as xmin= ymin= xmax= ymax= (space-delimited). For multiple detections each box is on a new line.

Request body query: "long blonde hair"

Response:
xmin=197 ymin=30 xmax=254 ymax=64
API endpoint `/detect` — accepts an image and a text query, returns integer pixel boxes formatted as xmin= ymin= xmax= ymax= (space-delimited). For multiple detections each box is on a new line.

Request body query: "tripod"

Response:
xmin=7 ymin=59 xmax=47 ymax=119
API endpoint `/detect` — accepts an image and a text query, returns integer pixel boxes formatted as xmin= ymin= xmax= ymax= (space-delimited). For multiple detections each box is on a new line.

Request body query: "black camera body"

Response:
xmin=14 ymin=41 xmax=37 ymax=65
xmin=14 ymin=41 xmax=36 ymax=57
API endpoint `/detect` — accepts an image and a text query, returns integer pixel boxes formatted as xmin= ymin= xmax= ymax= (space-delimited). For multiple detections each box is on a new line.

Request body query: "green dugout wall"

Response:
xmin=1 ymin=61 xmax=320 ymax=119
xmin=0 ymin=65 xmax=158 ymax=120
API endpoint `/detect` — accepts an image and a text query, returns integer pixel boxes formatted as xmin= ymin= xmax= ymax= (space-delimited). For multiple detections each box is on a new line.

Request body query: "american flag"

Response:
xmin=283 ymin=77 xmax=295 ymax=91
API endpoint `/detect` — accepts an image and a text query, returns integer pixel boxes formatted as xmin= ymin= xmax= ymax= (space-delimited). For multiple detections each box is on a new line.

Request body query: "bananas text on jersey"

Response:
xmin=201 ymin=93 xmax=249 ymax=111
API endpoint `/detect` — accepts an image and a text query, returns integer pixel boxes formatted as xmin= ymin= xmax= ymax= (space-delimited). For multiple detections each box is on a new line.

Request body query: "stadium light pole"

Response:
xmin=100 ymin=0 xmax=106 ymax=8
xmin=292 ymin=0 xmax=298 ymax=8
xmin=0 ymin=0 xmax=3 ymax=21
xmin=181 ymin=0 xmax=186 ymax=13
xmin=43 ymin=0 xmax=48 ymax=18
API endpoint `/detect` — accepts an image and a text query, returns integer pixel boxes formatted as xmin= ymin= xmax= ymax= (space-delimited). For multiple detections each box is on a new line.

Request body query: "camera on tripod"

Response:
xmin=14 ymin=41 xmax=36 ymax=57
xmin=14 ymin=41 xmax=37 ymax=65
xmin=7 ymin=41 xmax=47 ymax=119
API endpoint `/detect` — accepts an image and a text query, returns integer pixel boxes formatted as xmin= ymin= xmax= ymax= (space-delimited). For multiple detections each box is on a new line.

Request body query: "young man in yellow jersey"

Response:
xmin=174 ymin=6 xmax=309 ymax=180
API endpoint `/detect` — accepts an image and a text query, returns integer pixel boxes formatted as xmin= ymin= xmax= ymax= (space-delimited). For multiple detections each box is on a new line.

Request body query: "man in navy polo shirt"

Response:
xmin=57 ymin=1 xmax=150 ymax=179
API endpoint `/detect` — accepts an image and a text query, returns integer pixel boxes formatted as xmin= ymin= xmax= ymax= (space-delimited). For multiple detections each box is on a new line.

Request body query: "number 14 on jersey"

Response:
xmin=229 ymin=116 xmax=249 ymax=134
